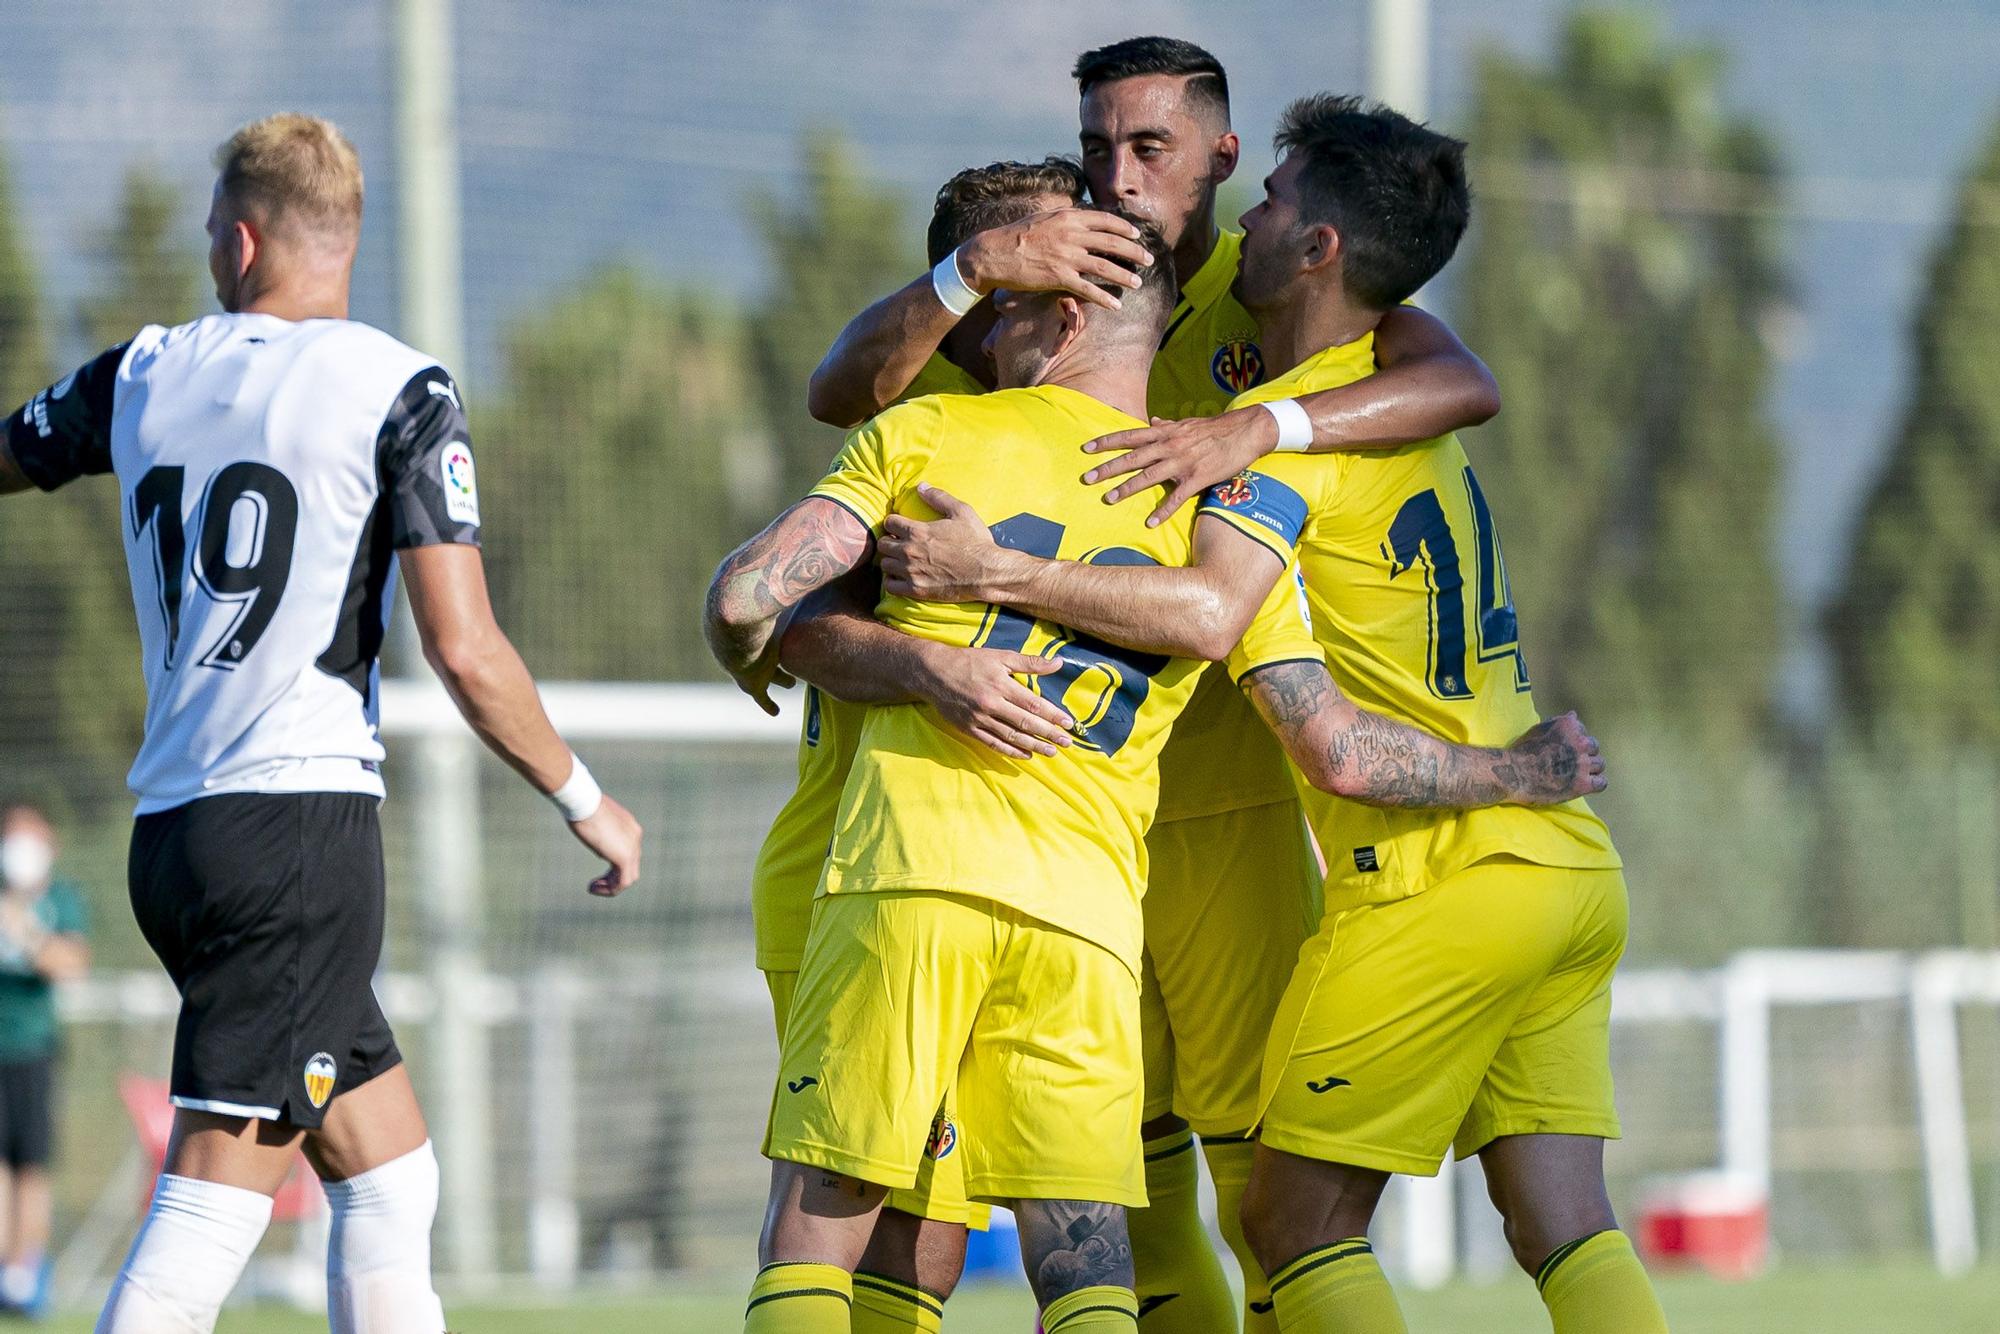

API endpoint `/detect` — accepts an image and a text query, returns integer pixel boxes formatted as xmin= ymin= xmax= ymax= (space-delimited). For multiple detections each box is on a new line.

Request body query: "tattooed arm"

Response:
xmin=1243 ymin=659 xmax=1607 ymax=807
xmin=704 ymin=498 xmax=873 ymax=712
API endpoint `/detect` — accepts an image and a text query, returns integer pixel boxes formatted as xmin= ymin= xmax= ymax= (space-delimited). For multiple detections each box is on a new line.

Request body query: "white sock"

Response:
xmin=1 ymin=1260 xmax=40 ymax=1304
xmin=324 ymin=1140 xmax=447 ymax=1334
xmin=97 ymin=1173 xmax=273 ymax=1333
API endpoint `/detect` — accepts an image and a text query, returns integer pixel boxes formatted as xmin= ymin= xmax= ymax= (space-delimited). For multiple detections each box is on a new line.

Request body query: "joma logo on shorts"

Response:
xmin=786 ymin=1076 xmax=819 ymax=1094
xmin=1306 ymin=1075 xmax=1352 ymax=1094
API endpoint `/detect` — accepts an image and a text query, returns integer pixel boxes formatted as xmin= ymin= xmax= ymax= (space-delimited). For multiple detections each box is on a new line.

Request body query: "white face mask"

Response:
xmin=0 ymin=836 xmax=54 ymax=890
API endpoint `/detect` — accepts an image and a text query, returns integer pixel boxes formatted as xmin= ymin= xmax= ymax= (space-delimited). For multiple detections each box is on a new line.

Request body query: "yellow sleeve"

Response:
xmin=807 ymin=397 xmax=944 ymax=533
xmin=1227 ymin=556 xmax=1325 ymax=683
xmin=898 ymin=353 xmax=984 ymax=402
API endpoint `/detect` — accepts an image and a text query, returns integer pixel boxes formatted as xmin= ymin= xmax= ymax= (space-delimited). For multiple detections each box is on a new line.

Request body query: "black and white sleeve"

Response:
xmin=4 ymin=344 xmax=128 ymax=490
xmin=378 ymin=365 xmax=481 ymax=549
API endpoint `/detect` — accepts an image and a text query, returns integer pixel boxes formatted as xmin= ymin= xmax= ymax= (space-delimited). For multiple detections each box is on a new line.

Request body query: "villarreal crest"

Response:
xmin=925 ymin=1112 xmax=958 ymax=1161
xmin=1211 ymin=338 xmax=1265 ymax=393
xmin=304 ymin=1051 xmax=338 ymax=1109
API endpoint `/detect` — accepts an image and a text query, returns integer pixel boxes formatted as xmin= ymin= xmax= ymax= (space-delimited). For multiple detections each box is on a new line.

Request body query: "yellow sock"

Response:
xmin=851 ymin=1269 xmax=944 ymax=1333
xmin=744 ymin=1262 xmax=851 ymax=1333
xmin=1202 ymin=1135 xmax=1275 ymax=1333
xmin=1537 ymin=1230 xmax=1669 ymax=1334
xmin=1043 ymin=1284 xmax=1140 ymax=1330
xmin=1269 ymin=1238 xmax=1406 ymax=1334
xmin=1125 ymin=1127 xmax=1236 ymax=1330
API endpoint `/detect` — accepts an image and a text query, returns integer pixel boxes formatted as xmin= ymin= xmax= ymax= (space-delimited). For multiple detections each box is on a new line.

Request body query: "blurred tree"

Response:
xmin=1456 ymin=9 xmax=1789 ymax=743
xmin=479 ymin=266 xmax=764 ymax=680
xmin=746 ymin=131 xmax=916 ymax=504
xmin=1827 ymin=117 xmax=2000 ymax=745
xmin=79 ymin=163 xmax=205 ymax=348
xmin=0 ymin=158 xmax=199 ymax=795
xmin=0 ymin=125 xmax=47 ymax=407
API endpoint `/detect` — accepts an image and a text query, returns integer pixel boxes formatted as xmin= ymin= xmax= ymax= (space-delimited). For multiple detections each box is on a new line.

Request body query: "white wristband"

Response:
xmin=548 ymin=753 xmax=604 ymax=824
xmin=931 ymin=247 xmax=981 ymax=318
xmin=1261 ymin=398 xmax=1314 ymax=452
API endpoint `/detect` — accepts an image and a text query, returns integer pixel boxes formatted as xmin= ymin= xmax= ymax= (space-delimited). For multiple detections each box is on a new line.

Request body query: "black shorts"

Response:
xmin=128 ymin=792 xmax=402 ymax=1129
xmin=0 ymin=1055 xmax=54 ymax=1168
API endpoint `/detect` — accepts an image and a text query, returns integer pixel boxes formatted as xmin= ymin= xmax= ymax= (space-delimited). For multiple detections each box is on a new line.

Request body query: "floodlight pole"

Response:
xmin=391 ymin=0 xmax=497 ymax=1285
xmin=1367 ymin=0 xmax=1454 ymax=1288
xmin=1369 ymin=0 xmax=1431 ymax=120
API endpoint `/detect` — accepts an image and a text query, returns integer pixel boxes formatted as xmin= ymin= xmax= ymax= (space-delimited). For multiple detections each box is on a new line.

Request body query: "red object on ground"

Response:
xmin=116 ymin=1074 xmax=323 ymax=1221
xmin=1635 ymin=1172 xmax=1770 ymax=1280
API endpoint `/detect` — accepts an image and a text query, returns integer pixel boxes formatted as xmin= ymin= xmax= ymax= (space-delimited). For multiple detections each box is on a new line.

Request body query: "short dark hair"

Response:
xmin=1274 ymin=94 xmax=1471 ymax=309
xmin=1072 ymin=36 xmax=1229 ymax=125
xmin=1080 ymin=206 xmax=1178 ymax=336
xmin=928 ymin=158 xmax=1089 ymax=265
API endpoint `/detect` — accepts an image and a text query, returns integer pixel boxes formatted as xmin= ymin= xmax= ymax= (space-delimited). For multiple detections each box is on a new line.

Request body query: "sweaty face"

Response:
xmin=1233 ymin=154 xmax=1311 ymax=315
xmin=1078 ymin=74 xmax=1227 ymax=250
xmin=981 ymin=289 xmax=1069 ymax=389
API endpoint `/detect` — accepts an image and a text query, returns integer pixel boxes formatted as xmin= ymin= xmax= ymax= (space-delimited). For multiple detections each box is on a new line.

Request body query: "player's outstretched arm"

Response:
xmin=1242 ymin=659 xmax=1606 ymax=808
xmin=807 ymin=209 xmax=1150 ymax=427
xmin=779 ymin=571 xmax=1075 ymax=760
xmin=1082 ymin=305 xmax=1502 ymax=526
xmin=705 ymin=497 xmax=873 ymax=709
xmin=3 ymin=345 xmax=128 ymax=497
xmin=879 ymin=485 xmax=1283 ymax=660
xmin=401 ymin=544 xmax=644 ymax=896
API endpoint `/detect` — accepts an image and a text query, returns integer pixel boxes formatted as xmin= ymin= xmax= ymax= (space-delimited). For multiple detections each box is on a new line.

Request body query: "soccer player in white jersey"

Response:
xmin=0 ymin=114 xmax=644 ymax=1334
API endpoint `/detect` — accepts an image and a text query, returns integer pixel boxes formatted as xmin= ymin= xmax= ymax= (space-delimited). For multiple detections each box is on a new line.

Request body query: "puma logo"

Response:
xmin=1306 ymin=1075 xmax=1352 ymax=1094
xmin=786 ymin=1076 xmax=819 ymax=1094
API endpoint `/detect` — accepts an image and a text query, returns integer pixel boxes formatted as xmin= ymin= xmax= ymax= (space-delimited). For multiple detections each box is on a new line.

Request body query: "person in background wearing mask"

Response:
xmin=0 ymin=802 xmax=88 ymax=1321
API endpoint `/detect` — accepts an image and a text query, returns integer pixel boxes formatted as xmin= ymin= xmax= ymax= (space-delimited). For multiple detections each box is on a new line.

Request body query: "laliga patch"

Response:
xmin=924 ymin=1112 xmax=958 ymax=1161
xmin=1210 ymin=338 xmax=1265 ymax=393
xmin=304 ymin=1051 xmax=338 ymax=1109
xmin=441 ymin=442 xmax=481 ymax=525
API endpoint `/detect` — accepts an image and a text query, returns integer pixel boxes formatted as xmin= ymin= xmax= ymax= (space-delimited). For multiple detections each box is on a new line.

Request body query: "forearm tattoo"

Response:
xmin=704 ymin=501 xmax=869 ymax=673
xmin=1015 ymin=1199 xmax=1134 ymax=1305
xmin=1245 ymin=661 xmax=1513 ymax=809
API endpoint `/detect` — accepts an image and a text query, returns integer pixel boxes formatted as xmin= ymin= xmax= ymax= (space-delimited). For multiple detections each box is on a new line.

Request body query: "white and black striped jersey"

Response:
xmin=4 ymin=314 xmax=481 ymax=813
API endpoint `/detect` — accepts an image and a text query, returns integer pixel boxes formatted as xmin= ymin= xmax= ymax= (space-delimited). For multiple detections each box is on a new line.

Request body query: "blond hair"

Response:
xmin=213 ymin=113 xmax=363 ymax=242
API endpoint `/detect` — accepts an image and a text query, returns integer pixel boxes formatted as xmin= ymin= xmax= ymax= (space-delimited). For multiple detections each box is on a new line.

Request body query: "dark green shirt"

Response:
xmin=0 ymin=878 xmax=87 ymax=1061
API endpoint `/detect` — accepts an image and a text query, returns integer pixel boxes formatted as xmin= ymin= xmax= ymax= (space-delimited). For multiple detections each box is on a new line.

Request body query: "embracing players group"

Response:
xmin=0 ymin=30 xmax=1667 ymax=1334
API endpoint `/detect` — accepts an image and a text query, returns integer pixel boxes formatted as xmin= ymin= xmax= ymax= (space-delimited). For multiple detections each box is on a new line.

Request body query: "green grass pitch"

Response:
xmin=37 ymin=1264 xmax=2000 ymax=1331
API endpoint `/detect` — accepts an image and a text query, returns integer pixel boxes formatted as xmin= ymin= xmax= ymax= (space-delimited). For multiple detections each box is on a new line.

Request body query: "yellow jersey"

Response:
xmin=1201 ymin=336 xmax=1622 ymax=903
xmin=809 ymin=384 xmax=1314 ymax=974
xmin=1147 ymin=227 xmax=1296 ymax=821
xmin=749 ymin=352 xmax=984 ymax=971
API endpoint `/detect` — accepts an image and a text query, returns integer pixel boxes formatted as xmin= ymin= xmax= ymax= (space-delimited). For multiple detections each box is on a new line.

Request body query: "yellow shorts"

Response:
xmin=764 ymin=970 xmax=989 ymax=1228
xmin=1257 ymin=860 xmax=1627 ymax=1175
xmin=766 ymin=890 xmax=1146 ymax=1207
xmin=1141 ymin=800 xmax=1322 ymax=1134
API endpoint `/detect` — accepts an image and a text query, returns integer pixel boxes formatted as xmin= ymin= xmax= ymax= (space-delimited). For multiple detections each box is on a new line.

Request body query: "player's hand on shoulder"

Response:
xmin=917 ymin=643 xmax=1075 ymax=761
xmin=880 ymin=484 xmax=1010 ymax=603
xmin=569 ymin=795 xmax=643 ymax=897
xmin=957 ymin=207 xmax=1151 ymax=312
xmin=1501 ymin=711 xmax=1607 ymax=804
xmin=1083 ymin=407 xmax=1282 ymax=528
